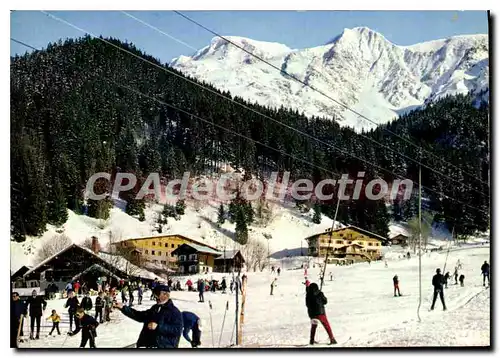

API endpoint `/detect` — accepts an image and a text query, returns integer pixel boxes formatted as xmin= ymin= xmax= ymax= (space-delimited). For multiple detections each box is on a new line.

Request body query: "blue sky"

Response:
xmin=11 ymin=11 xmax=488 ymax=64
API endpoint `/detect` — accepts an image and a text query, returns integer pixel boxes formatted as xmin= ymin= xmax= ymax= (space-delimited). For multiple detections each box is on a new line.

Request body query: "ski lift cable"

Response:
xmin=122 ymin=10 xmax=488 ymax=199
xmin=10 ymin=38 xmax=40 ymax=51
xmin=172 ymin=10 xmax=490 ymax=189
xmin=33 ymin=13 xmax=490 ymax=216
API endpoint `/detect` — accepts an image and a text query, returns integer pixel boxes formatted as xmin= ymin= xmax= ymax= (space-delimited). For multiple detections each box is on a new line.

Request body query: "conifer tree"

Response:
xmin=217 ymin=203 xmax=225 ymax=225
xmin=312 ymin=203 xmax=322 ymax=224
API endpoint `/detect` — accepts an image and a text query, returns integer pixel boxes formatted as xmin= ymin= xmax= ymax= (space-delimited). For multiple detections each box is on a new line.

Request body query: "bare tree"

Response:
xmin=407 ymin=212 xmax=433 ymax=254
xmin=35 ymin=234 xmax=73 ymax=263
xmin=102 ymin=230 xmax=144 ymax=278
xmin=240 ymin=237 xmax=268 ymax=272
xmin=82 ymin=237 xmax=93 ymax=250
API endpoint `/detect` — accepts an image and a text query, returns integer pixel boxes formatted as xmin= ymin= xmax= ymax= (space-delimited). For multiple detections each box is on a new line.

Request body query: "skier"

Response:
xmin=393 ymin=275 xmax=401 ymax=297
xmin=457 ymin=259 xmax=463 ymax=270
xmin=481 ymin=261 xmax=490 ymax=286
xmin=306 ymin=283 xmax=337 ymax=345
xmin=128 ymin=284 xmax=135 ymax=306
xmin=221 ymin=277 xmax=227 ymax=294
xmin=303 ymin=277 xmax=310 ymax=288
xmin=384 ymin=260 xmax=388 ymax=268
xmin=81 ymin=293 xmax=93 ymax=312
xmin=137 ymin=284 xmax=143 ymax=305
xmin=104 ymin=292 xmax=112 ymax=322
xmin=329 ymin=272 xmax=333 ymax=281
xmin=454 ymin=267 xmax=459 ymax=285
xmin=94 ymin=292 xmax=104 ymax=323
xmin=186 ymin=279 xmax=193 ymax=292
xmin=444 ymin=272 xmax=451 ymax=289
xmin=230 ymin=278 xmax=234 ymax=293
xmin=198 ymin=279 xmax=205 ymax=303
xmin=277 ymin=267 xmax=281 ymax=276
xmin=430 ymin=268 xmax=447 ymax=311
xmin=271 ymin=266 xmax=275 ymax=274
xmin=65 ymin=282 xmax=73 ymax=296
xmin=151 ymin=278 xmax=159 ymax=300
xmin=270 ymin=278 xmax=278 ymax=295
xmin=68 ymin=308 xmax=99 ymax=348
xmin=459 ymin=274 xmax=465 ymax=287
xmin=11 ymin=291 xmax=27 ymax=348
xmin=181 ymin=311 xmax=202 ymax=348
xmin=114 ymin=284 xmax=183 ymax=348
xmin=25 ymin=290 xmax=47 ymax=340
xmin=65 ymin=290 xmax=81 ymax=331
xmin=46 ymin=309 xmax=61 ymax=336
xmin=121 ymin=284 xmax=128 ymax=304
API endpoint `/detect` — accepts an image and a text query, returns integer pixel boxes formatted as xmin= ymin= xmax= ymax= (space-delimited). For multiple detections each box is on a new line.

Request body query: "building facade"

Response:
xmin=306 ymin=226 xmax=387 ymax=262
xmin=113 ymin=234 xmax=218 ymax=270
xmin=172 ymin=243 xmax=222 ymax=274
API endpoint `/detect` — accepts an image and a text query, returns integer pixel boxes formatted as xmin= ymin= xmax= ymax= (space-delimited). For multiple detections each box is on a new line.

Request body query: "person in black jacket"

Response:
xmin=430 ymin=268 xmax=447 ymax=311
xmin=481 ymin=261 xmax=490 ymax=286
xmin=94 ymin=292 xmax=104 ymax=323
xmin=305 ymin=283 xmax=337 ymax=345
xmin=81 ymin=293 xmax=93 ymax=312
xmin=393 ymin=275 xmax=401 ymax=297
xmin=65 ymin=290 xmax=81 ymax=331
xmin=114 ymin=284 xmax=183 ymax=348
xmin=68 ymin=308 xmax=99 ymax=348
xmin=11 ymin=291 xmax=27 ymax=348
xmin=25 ymin=290 xmax=47 ymax=339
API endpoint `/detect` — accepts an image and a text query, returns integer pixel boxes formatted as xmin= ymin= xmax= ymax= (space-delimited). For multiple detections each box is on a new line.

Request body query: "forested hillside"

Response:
xmin=10 ymin=36 xmax=490 ymax=242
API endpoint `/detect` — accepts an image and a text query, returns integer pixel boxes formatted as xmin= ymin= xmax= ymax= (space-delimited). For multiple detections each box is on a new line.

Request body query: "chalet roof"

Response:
xmin=113 ymin=234 xmax=218 ymax=251
xmin=172 ymin=243 xmax=222 ymax=256
xmin=214 ymin=250 xmax=242 ymax=261
xmin=71 ymin=263 xmax=121 ymax=282
xmin=11 ymin=265 xmax=33 ymax=279
xmin=305 ymin=225 xmax=389 ymax=243
xmin=23 ymin=244 xmax=161 ymax=281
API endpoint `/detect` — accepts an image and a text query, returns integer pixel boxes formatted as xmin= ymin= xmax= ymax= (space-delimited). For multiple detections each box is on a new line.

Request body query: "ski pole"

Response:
xmin=209 ymin=301 xmax=214 ymax=348
xmin=218 ymin=301 xmax=229 ymax=347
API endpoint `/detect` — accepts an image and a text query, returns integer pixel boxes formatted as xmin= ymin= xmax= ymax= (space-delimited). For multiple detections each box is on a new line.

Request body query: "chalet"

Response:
xmin=214 ymin=250 xmax=245 ymax=273
xmin=390 ymin=233 xmax=409 ymax=246
xmin=17 ymin=238 xmax=161 ymax=293
xmin=172 ymin=243 xmax=222 ymax=274
xmin=305 ymin=226 xmax=388 ymax=262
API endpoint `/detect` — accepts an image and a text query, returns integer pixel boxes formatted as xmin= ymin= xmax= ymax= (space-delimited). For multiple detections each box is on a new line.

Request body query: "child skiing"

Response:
xmin=182 ymin=311 xmax=202 ymax=347
xmin=305 ymin=283 xmax=336 ymax=345
xmin=94 ymin=292 xmax=104 ymax=323
xmin=68 ymin=308 xmax=99 ymax=348
xmin=47 ymin=309 xmax=61 ymax=336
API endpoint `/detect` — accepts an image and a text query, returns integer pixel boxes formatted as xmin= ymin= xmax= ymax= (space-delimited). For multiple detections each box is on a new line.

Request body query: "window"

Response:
xmin=165 ymin=243 xmax=168 ymax=248
xmin=336 ymin=240 xmax=343 ymax=245
xmin=152 ymin=250 xmax=155 ymax=255
xmin=161 ymin=260 xmax=166 ymax=265
xmin=368 ymin=243 xmax=373 ymax=246
xmin=189 ymin=265 xmax=197 ymax=273
xmin=189 ymin=254 xmax=198 ymax=261
xmin=145 ymin=250 xmax=149 ymax=254
xmin=172 ymin=244 xmax=175 ymax=248
xmin=179 ymin=255 xmax=186 ymax=262
xmin=348 ymin=241 xmax=352 ymax=244
xmin=153 ymin=241 xmax=156 ymax=246
xmin=153 ymin=260 xmax=158 ymax=264
xmin=171 ymin=252 xmax=175 ymax=257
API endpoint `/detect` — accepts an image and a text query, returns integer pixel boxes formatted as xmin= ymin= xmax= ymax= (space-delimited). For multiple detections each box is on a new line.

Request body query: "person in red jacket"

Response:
xmin=73 ymin=281 xmax=81 ymax=295
xmin=305 ymin=283 xmax=336 ymax=345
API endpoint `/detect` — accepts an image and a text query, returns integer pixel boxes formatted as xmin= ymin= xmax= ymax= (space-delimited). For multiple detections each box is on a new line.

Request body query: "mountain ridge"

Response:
xmin=170 ymin=27 xmax=489 ymax=131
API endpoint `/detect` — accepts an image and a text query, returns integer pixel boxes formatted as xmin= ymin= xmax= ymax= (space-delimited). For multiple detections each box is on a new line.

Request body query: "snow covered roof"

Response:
xmin=214 ymin=250 xmax=241 ymax=260
xmin=304 ymin=225 xmax=389 ymax=243
xmin=114 ymin=233 xmax=219 ymax=251
xmin=71 ymin=263 xmax=121 ymax=282
xmin=173 ymin=243 xmax=222 ymax=256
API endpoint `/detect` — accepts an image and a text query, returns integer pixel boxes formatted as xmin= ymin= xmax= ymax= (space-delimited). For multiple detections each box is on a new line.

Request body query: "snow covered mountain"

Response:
xmin=170 ymin=27 xmax=489 ymax=131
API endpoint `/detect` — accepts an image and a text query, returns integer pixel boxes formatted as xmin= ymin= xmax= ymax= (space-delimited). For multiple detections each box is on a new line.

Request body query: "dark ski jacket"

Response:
xmin=432 ymin=273 xmax=445 ymax=290
xmin=72 ymin=314 xmax=99 ymax=338
xmin=11 ymin=299 xmax=27 ymax=320
xmin=138 ymin=286 xmax=143 ymax=297
xmin=81 ymin=297 xmax=93 ymax=311
xmin=481 ymin=263 xmax=490 ymax=274
xmin=393 ymin=276 xmax=399 ymax=285
xmin=305 ymin=283 xmax=327 ymax=318
xmin=25 ymin=295 xmax=47 ymax=317
xmin=121 ymin=299 xmax=183 ymax=348
xmin=65 ymin=296 xmax=80 ymax=313
xmin=95 ymin=296 xmax=104 ymax=310
xmin=197 ymin=280 xmax=205 ymax=293
xmin=181 ymin=311 xmax=199 ymax=330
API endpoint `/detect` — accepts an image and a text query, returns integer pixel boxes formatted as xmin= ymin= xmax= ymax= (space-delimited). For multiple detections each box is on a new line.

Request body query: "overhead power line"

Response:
xmin=37 ymin=11 xmax=489 ymax=216
xmin=173 ymin=10 xmax=490 ymax=189
xmin=11 ymin=37 xmax=39 ymax=51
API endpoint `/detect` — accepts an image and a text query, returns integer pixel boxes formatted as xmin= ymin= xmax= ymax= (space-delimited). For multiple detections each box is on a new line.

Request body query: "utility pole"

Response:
xmin=263 ymin=233 xmax=272 ymax=270
xmin=417 ymin=161 xmax=422 ymax=322
xmin=320 ymin=198 xmax=340 ymax=291
xmin=223 ymin=245 xmax=226 ymax=273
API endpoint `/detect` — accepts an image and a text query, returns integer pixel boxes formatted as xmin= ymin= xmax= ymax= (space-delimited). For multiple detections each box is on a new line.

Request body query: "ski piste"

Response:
xmin=226 ymin=336 xmax=352 ymax=348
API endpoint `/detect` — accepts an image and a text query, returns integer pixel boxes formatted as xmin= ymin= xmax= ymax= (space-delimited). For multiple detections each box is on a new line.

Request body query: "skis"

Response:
xmin=218 ymin=301 xmax=229 ymax=347
xmin=209 ymin=301 xmax=215 ymax=347
xmin=229 ymin=337 xmax=352 ymax=348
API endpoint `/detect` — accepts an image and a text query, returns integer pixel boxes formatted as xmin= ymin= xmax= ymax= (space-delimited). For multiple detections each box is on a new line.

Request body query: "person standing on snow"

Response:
xmin=481 ymin=261 xmax=490 ymax=286
xmin=65 ymin=290 xmax=81 ymax=331
xmin=197 ymin=279 xmax=205 ymax=303
xmin=459 ymin=274 xmax=465 ymax=287
xmin=73 ymin=281 xmax=81 ymax=296
xmin=270 ymin=278 xmax=278 ymax=295
xmin=46 ymin=309 xmax=61 ymax=336
xmin=68 ymin=307 xmax=99 ymax=348
xmin=137 ymin=284 xmax=143 ymax=305
xmin=11 ymin=291 xmax=27 ymax=347
xmin=305 ymin=283 xmax=337 ymax=345
xmin=221 ymin=277 xmax=227 ymax=294
xmin=114 ymin=284 xmax=183 ymax=348
xmin=81 ymin=293 xmax=93 ymax=312
xmin=430 ymin=268 xmax=447 ymax=311
xmin=181 ymin=311 xmax=202 ymax=348
xmin=393 ymin=275 xmax=401 ymax=297
xmin=25 ymin=290 xmax=47 ymax=340
xmin=94 ymin=292 xmax=104 ymax=323
xmin=277 ymin=267 xmax=281 ymax=276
